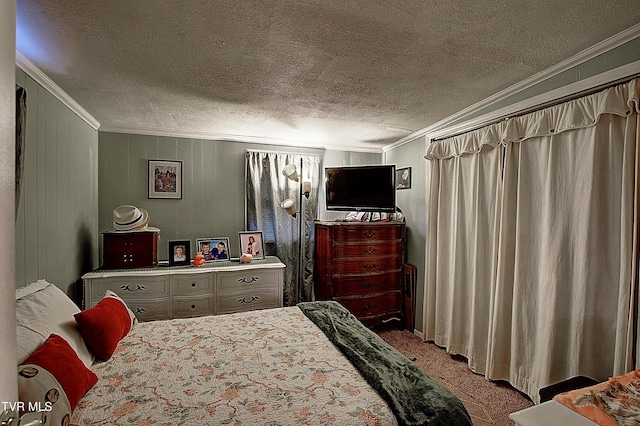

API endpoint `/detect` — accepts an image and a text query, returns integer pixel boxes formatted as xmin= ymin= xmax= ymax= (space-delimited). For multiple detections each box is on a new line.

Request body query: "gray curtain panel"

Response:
xmin=15 ymin=85 xmax=27 ymax=220
xmin=245 ymin=150 xmax=321 ymax=305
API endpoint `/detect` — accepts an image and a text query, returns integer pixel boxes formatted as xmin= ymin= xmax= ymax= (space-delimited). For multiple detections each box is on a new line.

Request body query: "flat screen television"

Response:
xmin=325 ymin=165 xmax=396 ymax=212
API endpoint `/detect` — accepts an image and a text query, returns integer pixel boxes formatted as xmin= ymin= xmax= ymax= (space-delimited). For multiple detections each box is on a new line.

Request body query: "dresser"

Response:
xmin=314 ymin=221 xmax=405 ymax=327
xmin=82 ymin=256 xmax=285 ymax=322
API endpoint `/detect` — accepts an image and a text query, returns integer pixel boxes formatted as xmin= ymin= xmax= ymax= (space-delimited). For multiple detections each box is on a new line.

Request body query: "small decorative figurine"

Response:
xmin=240 ymin=253 xmax=253 ymax=263
xmin=193 ymin=252 xmax=206 ymax=267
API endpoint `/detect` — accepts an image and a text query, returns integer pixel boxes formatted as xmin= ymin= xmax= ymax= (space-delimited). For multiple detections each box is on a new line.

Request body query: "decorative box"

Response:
xmin=102 ymin=230 xmax=159 ymax=269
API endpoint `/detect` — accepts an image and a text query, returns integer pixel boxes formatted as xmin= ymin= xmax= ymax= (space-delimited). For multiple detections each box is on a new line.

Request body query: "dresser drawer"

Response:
xmin=172 ymin=296 xmax=215 ymax=318
xmin=334 ymin=256 xmax=402 ymax=275
xmin=217 ymin=269 xmax=279 ymax=293
xmin=336 ymin=291 xmax=403 ymax=320
xmin=333 ymin=271 xmax=401 ymax=296
xmin=127 ymin=299 xmax=171 ymax=322
xmin=334 ymin=225 xmax=403 ymax=242
xmin=89 ymin=276 xmax=171 ymax=304
xmin=334 ymin=241 xmax=403 ymax=257
xmin=172 ymin=274 xmax=214 ymax=296
xmin=216 ymin=287 xmax=281 ymax=314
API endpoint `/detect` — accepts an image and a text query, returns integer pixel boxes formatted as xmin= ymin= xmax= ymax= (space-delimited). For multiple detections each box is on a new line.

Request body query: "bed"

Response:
xmin=16 ymin=280 xmax=472 ymax=426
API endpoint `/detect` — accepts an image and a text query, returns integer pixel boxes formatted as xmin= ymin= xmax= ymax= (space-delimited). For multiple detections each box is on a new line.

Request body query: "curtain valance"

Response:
xmin=425 ymin=78 xmax=640 ymax=160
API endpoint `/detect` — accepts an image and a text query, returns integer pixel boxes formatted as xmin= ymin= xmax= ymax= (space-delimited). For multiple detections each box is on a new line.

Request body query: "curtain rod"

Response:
xmin=432 ymin=73 xmax=640 ymax=142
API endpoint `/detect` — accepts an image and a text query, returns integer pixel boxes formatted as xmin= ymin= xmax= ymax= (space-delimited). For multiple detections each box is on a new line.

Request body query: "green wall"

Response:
xmin=384 ymin=137 xmax=428 ymax=334
xmin=98 ymin=132 xmax=381 ymax=262
xmin=14 ymin=68 xmax=99 ymax=301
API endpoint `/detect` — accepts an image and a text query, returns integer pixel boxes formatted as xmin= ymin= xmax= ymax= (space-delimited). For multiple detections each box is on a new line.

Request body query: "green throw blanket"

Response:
xmin=298 ymin=301 xmax=473 ymax=426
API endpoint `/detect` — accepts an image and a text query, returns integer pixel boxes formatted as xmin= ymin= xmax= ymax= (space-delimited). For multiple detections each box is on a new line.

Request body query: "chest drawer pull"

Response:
xmin=362 ymin=304 xmax=376 ymax=312
xmin=238 ymin=276 xmax=260 ymax=284
xmin=135 ymin=306 xmax=146 ymax=314
xmin=361 ymin=231 xmax=378 ymax=238
xmin=361 ymin=282 xmax=378 ymax=288
xmin=362 ymin=247 xmax=378 ymax=254
xmin=191 ymin=282 xmax=196 ymax=287
xmin=362 ymin=263 xmax=378 ymax=270
xmin=238 ymin=296 xmax=260 ymax=304
xmin=120 ymin=284 xmax=147 ymax=292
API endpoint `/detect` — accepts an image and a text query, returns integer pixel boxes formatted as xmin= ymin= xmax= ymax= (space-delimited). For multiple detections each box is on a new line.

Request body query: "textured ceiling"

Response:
xmin=15 ymin=1 xmax=640 ymax=151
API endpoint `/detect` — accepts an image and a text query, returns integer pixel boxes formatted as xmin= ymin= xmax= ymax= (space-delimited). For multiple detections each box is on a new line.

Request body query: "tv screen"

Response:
xmin=325 ymin=165 xmax=396 ymax=212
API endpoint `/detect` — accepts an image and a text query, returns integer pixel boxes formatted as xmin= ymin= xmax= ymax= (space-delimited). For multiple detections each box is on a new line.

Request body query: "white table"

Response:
xmin=510 ymin=401 xmax=598 ymax=426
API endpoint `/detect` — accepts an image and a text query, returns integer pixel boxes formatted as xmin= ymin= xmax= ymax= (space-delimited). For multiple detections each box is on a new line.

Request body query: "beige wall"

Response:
xmin=14 ymin=68 xmax=99 ymax=301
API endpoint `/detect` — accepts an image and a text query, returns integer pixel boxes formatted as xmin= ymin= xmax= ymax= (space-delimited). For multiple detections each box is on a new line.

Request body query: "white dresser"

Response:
xmin=82 ymin=256 xmax=285 ymax=322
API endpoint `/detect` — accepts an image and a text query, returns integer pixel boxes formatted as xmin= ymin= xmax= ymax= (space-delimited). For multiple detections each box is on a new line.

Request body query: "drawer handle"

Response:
xmin=238 ymin=276 xmax=260 ymax=284
xmin=120 ymin=284 xmax=147 ymax=292
xmin=362 ymin=304 xmax=377 ymax=311
xmin=361 ymin=282 xmax=378 ymax=288
xmin=238 ymin=296 xmax=260 ymax=304
xmin=191 ymin=304 xmax=196 ymax=309
xmin=362 ymin=247 xmax=378 ymax=254
xmin=362 ymin=231 xmax=378 ymax=238
xmin=134 ymin=307 xmax=146 ymax=314
xmin=191 ymin=283 xmax=196 ymax=287
xmin=362 ymin=263 xmax=378 ymax=270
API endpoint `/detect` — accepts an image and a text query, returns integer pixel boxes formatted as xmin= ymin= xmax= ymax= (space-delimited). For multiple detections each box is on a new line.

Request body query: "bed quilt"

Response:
xmin=70 ymin=306 xmax=397 ymax=426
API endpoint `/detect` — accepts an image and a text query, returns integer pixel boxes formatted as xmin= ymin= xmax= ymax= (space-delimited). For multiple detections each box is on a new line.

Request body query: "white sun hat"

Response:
xmin=112 ymin=205 xmax=150 ymax=231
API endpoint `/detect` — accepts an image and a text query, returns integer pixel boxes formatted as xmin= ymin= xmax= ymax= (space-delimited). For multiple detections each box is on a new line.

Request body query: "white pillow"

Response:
xmin=16 ymin=280 xmax=95 ymax=367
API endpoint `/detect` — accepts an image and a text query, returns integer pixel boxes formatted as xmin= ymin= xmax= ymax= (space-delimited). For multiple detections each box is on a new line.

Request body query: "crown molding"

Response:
xmin=99 ymin=125 xmax=383 ymax=154
xmin=383 ymin=23 xmax=640 ymax=151
xmin=15 ymin=51 xmax=100 ymax=130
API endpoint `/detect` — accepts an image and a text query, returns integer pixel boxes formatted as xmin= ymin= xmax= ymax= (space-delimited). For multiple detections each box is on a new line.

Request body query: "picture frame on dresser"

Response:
xmin=168 ymin=240 xmax=191 ymax=266
xmin=149 ymin=159 xmax=183 ymax=199
xmin=196 ymin=237 xmax=230 ymax=262
xmin=239 ymin=231 xmax=264 ymax=260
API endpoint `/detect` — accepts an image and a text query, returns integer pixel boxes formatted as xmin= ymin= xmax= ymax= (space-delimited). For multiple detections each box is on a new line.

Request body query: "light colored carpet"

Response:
xmin=375 ymin=327 xmax=534 ymax=426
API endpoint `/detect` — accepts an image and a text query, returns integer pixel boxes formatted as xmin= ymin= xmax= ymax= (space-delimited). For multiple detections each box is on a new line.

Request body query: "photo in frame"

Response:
xmin=196 ymin=237 xmax=230 ymax=262
xmin=149 ymin=160 xmax=183 ymax=199
xmin=238 ymin=231 xmax=265 ymax=260
xmin=396 ymin=167 xmax=411 ymax=190
xmin=168 ymin=240 xmax=191 ymax=266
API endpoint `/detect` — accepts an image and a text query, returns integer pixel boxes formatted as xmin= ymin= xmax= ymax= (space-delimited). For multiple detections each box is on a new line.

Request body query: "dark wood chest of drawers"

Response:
xmin=314 ymin=221 xmax=405 ymax=327
xmin=102 ymin=231 xmax=159 ymax=269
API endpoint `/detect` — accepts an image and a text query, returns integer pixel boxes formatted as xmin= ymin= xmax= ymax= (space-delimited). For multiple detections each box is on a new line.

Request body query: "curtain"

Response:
xmin=245 ymin=150 xmax=321 ymax=305
xmin=424 ymin=127 xmax=503 ymax=373
xmin=15 ymin=85 xmax=26 ymax=220
xmin=424 ymin=78 xmax=640 ymax=404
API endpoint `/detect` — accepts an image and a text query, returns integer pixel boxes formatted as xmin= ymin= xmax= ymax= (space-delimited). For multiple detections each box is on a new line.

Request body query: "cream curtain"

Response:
xmin=424 ymin=78 xmax=640 ymax=404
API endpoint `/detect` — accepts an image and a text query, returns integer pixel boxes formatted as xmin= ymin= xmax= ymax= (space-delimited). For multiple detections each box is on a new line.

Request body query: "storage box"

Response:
xmin=102 ymin=231 xmax=159 ymax=269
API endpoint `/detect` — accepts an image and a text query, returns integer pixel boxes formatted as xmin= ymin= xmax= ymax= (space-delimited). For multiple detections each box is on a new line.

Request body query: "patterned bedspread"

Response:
xmin=70 ymin=307 xmax=397 ymax=426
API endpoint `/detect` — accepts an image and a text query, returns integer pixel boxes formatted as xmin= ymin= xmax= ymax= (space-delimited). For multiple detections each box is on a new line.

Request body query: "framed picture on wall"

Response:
xmin=168 ymin=240 xmax=191 ymax=266
xmin=196 ymin=237 xmax=230 ymax=262
xmin=149 ymin=160 xmax=183 ymax=199
xmin=238 ymin=231 xmax=265 ymax=260
xmin=396 ymin=167 xmax=411 ymax=190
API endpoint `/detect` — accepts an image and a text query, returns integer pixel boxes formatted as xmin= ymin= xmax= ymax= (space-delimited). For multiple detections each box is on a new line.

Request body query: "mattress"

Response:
xmin=70 ymin=306 xmax=398 ymax=425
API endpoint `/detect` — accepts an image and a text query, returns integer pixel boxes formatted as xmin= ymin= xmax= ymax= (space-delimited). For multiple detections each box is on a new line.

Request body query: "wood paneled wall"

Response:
xmin=14 ymin=68 xmax=99 ymax=301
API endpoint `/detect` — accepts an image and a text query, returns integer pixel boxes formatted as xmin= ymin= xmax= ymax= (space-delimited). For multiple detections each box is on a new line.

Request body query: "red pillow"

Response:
xmin=19 ymin=334 xmax=98 ymax=412
xmin=74 ymin=296 xmax=133 ymax=361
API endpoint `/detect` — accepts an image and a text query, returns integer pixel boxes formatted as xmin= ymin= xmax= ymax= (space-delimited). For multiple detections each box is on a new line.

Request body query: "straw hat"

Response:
xmin=112 ymin=205 xmax=150 ymax=231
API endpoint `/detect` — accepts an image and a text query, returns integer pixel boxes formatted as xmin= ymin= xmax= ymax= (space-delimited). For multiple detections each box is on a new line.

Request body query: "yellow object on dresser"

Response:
xmin=82 ymin=256 xmax=285 ymax=322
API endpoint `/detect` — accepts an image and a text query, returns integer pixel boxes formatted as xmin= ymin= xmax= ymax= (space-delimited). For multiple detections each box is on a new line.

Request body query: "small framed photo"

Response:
xmin=196 ymin=237 xmax=230 ymax=262
xmin=239 ymin=231 xmax=265 ymax=260
xmin=149 ymin=160 xmax=183 ymax=199
xmin=168 ymin=240 xmax=191 ymax=266
xmin=396 ymin=167 xmax=411 ymax=190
